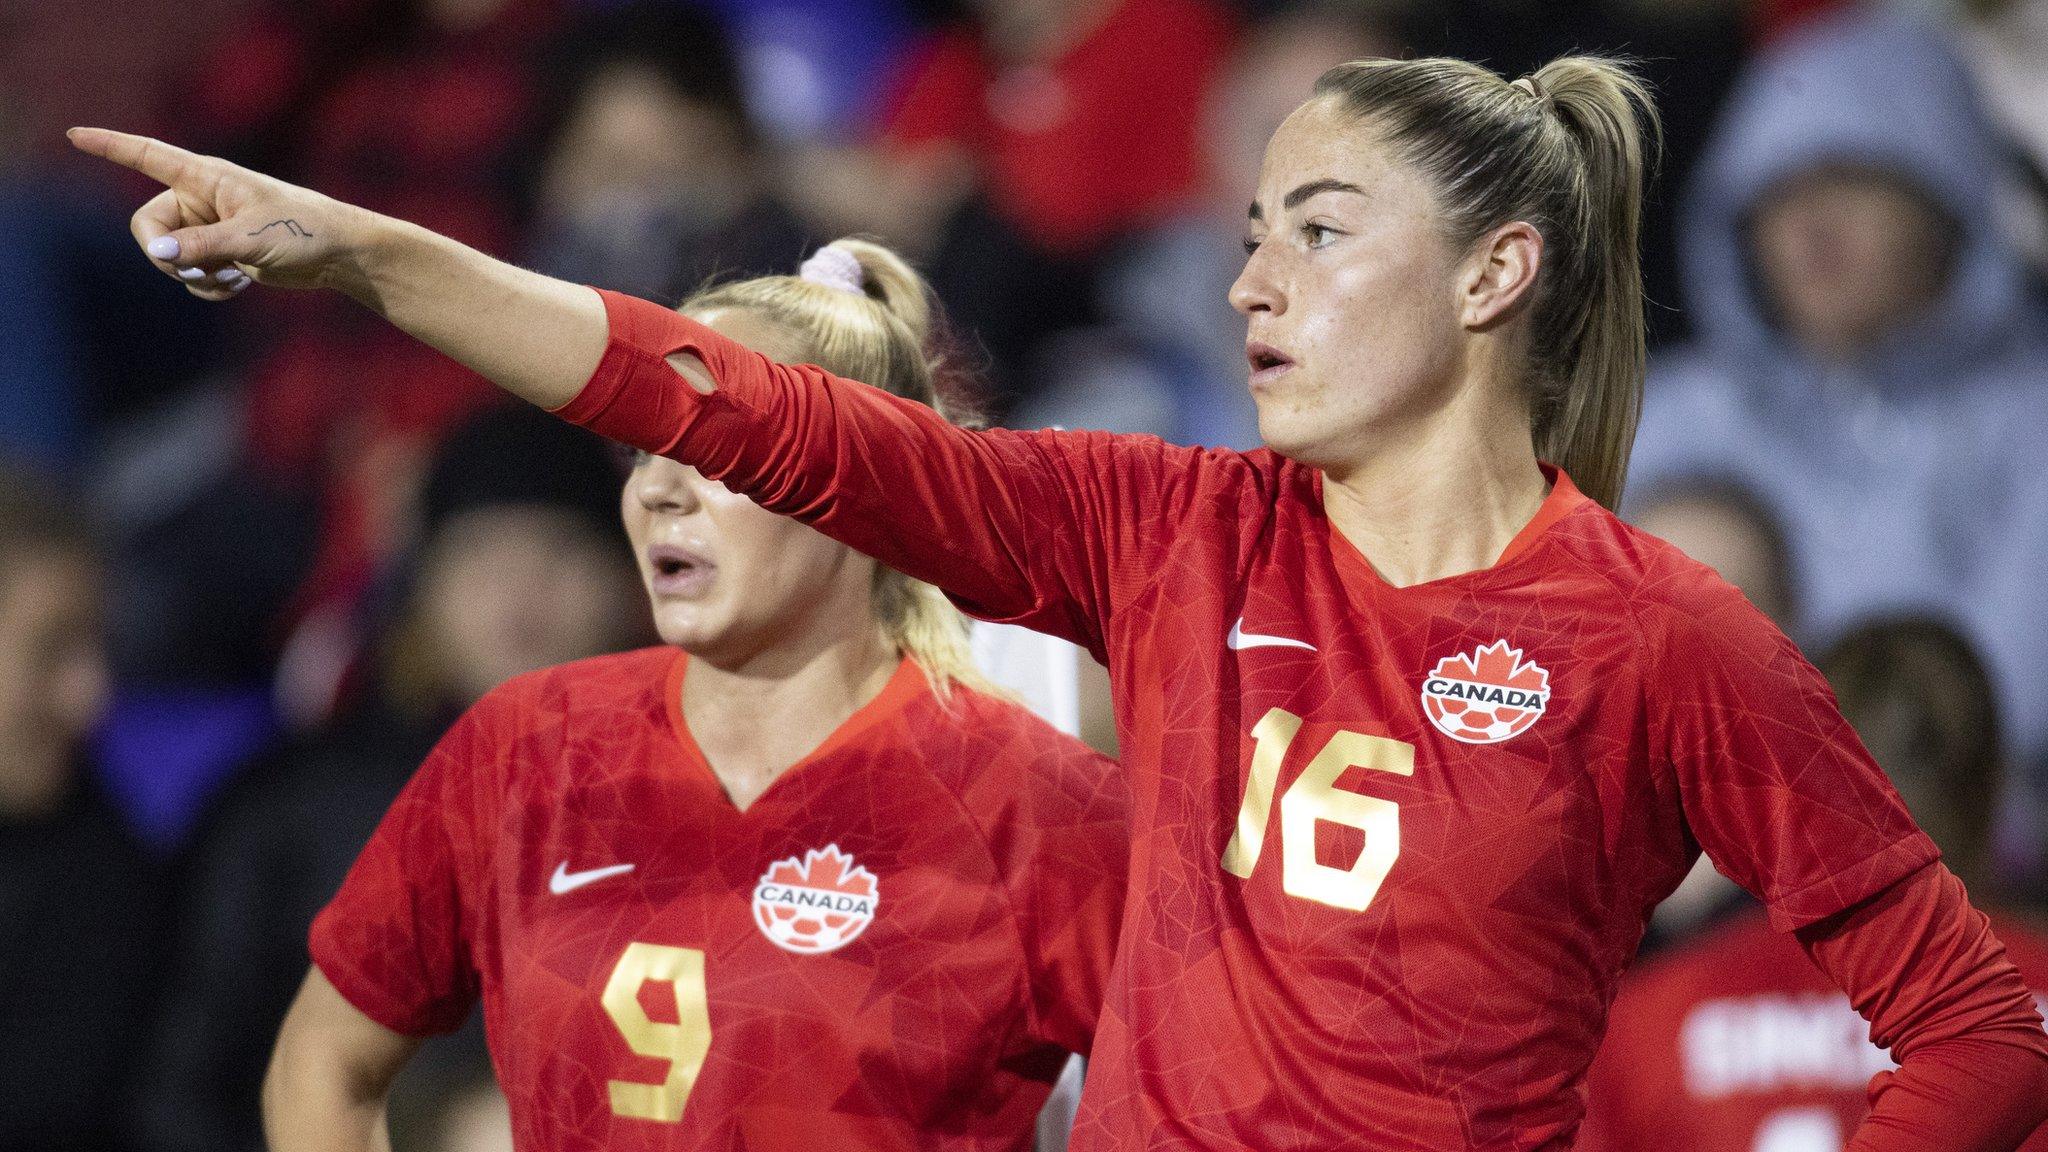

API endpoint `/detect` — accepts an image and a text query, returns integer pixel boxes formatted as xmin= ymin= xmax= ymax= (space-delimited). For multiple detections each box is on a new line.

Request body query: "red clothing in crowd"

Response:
xmin=548 ymin=288 xmax=2048 ymax=1150
xmin=314 ymin=649 xmax=1127 ymax=1149
xmin=1583 ymin=904 xmax=2048 ymax=1152
xmin=879 ymin=0 xmax=1235 ymax=254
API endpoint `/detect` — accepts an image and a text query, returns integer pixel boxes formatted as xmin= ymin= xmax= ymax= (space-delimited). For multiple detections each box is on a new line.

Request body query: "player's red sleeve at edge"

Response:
xmin=1800 ymin=862 xmax=2048 ymax=1151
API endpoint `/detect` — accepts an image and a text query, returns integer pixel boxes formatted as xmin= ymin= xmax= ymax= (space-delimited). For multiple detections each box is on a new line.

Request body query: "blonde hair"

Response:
xmin=680 ymin=239 xmax=998 ymax=700
xmin=1313 ymin=56 xmax=1661 ymax=510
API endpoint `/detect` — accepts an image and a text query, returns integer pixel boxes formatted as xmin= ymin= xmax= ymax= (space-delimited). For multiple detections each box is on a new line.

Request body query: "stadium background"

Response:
xmin=1 ymin=0 xmax=2044 ymax=1149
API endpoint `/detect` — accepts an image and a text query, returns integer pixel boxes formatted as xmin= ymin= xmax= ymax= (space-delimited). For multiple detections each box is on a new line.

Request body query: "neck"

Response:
xmin=682 ymin=621 xmax=899 ymax=811
xmin=1320 ymin=387 xmax=1549 ymax=589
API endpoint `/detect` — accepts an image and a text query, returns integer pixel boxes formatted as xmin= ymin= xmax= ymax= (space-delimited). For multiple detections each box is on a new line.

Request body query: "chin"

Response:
xmin=653 ymin=606 xmax=726 ymax=654
xmin=1255 ymin=410 xmax=1336 ymax=467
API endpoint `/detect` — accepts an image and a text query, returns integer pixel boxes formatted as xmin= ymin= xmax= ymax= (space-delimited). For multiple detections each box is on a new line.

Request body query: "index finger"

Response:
xmin=66 ymin=127 xmax=210 ymax=189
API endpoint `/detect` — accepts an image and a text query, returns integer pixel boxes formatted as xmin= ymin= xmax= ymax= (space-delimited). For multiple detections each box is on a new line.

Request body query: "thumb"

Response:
xmin=145 ymin=220 xmax=265 ymax=270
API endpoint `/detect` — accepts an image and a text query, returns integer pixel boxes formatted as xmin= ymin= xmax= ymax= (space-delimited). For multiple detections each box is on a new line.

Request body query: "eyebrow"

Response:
xmin=1248 ymin=178 xmax=1369 ymax=221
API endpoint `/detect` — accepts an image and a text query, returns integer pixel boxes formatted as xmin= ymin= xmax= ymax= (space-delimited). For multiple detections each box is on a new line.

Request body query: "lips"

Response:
xmin=1246 ymin=341 xmax=1295 ymax=387
xmin=646 ymin=542 xmax=715 ymax=598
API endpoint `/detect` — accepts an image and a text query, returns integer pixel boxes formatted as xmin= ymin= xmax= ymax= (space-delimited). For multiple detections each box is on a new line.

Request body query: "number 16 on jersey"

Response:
xmin=1221 ymin=708 xmax=1415 ymax=913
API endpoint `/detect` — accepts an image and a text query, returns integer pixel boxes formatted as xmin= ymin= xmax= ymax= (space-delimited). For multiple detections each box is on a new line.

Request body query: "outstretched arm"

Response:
xmin=66 ymin=127 xmax=606 ymax=408
xmin=70 ymin=128 xmax=1238 ymax=652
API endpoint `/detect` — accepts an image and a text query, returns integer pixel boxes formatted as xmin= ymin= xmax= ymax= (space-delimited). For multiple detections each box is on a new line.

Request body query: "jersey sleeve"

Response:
xmin=1798 ymin=863 xmax=2048 ymax=1151
xmin=553 ymin=288 xmax=1249 ymax=657
xmin=1648 ymin=586 xmax=1939 ymax=932
xmin=957 ymin=702 xmax=1130 ymax=1055
xmin=307 ymin=695 xmax=505 ymax=1037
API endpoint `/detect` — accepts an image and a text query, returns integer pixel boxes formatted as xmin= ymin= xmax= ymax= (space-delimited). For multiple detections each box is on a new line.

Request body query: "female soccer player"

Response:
xmin=255 ymin=242 xmax=1129 ymax=1150
xmin=74 ymin=52 xmax=2048 ymax=1152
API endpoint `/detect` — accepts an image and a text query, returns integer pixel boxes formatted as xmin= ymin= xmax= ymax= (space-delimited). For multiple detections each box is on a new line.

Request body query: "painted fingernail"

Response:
xmin=177 ymin=266 xmax=207 ymax=282
xmin=215 ymin=268 xmax=243 ymax=284
xmin=228 ymin=277 xmax=252 ymax=293
xmin=147 ymin=236 xmax=180 ymax=261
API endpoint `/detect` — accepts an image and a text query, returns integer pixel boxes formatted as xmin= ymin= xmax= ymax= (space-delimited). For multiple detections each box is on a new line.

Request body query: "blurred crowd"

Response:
xmin=2 ymin=0 xmax=2046 ymax=1150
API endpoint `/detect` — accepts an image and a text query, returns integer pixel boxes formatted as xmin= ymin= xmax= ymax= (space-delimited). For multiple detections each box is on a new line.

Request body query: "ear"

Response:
xmin=1459 ymin=221 xmax=1543 ymax=331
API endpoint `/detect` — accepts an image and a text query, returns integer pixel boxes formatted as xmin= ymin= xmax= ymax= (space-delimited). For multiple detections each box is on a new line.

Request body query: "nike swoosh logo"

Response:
xmin=1227 ymin=616 xmax=1316 ymax=652
xmin=550 ymin=861 xmax=636 ymax=895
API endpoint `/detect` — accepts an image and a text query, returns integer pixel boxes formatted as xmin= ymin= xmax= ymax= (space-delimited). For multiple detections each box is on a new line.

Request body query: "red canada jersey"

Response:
xmin=311 ymin=648 xmax=1127 ymax=1151
xmin=563 ymin=293 xmax=1944 ymax=1151
xmin=1580 ymin=907 xmax=2048 ymax=1152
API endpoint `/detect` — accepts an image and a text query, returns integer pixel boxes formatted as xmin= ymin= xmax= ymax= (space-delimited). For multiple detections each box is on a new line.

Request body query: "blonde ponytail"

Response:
xmin=1314 ymin=55 xmax=1661 ymax=509
xmin=1527 ymin=59 xmax=1657 ymax=512
xmin=679 ymin=239 xmax=1000 ymax=701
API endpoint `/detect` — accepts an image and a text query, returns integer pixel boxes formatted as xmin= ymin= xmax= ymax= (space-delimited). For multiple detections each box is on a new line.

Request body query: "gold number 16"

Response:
xmin=1221 ymin=708 xmax=1416 ymax=912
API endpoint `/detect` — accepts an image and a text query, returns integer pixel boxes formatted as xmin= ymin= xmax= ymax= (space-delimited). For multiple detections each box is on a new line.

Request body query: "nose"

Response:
xmin=1229 ymin=247 xmax=1284 ymax=317
xmin=630 ymin=455 xmax=701 ymax=515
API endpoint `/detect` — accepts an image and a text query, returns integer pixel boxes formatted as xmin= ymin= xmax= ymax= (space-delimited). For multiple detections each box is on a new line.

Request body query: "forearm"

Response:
xmin=1850 ymin=1039 xmax=2048 ymax=1151
xmin=1799 ymin=864 xmax=2048 ymax=1151
xmin=340 ymin=214 xmax=606 ymax=410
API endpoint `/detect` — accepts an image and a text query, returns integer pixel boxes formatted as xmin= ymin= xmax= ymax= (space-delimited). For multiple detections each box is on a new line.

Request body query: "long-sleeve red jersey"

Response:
xmin=551 ymin=288 xmax=2048 ymax=1151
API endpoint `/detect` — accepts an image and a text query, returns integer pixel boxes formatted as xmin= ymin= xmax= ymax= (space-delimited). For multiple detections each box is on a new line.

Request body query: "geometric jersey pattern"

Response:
xmin=565 ymin=291 xmax=1941 ymax=1152
xmin=312 ymin=648 xmax=1128 ymax=1151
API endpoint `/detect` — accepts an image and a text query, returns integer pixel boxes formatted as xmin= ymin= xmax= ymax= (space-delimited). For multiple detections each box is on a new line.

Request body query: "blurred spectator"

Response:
xmin=0 ymin=469 xmax=165 ymax=1152
xmin=679 ymin=0 xmax=919 ymax=144
xmin=132 ymin=407 xmax=644 ymax=1152
xmin=1018 ymin=1 xmax=1396 ymax=444
xmin=1400 ymin=0 xmax=1750 ymax=349
xmin=861 ymin=0 xmax=1237 ymax=404
xmin=1627 ymin=6 xmax=2048 ymax=764
xmin=1630 ymin=478 xmax=1796 ymax=629
xmin=878 ymin=0 xmax=1235 ymax=256
xmin=524 ymin=2 xmax=813 ymax=299
xmin=1579 ymin=617 xmax=2048 ymax=1152
xmin=1953 ymin=0 xmax=2048 ymax=276
xmin=185 ymin=0 xmax=567 ymax=705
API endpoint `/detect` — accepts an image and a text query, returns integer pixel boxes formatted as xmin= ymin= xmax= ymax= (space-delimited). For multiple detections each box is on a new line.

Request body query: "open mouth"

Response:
xmin=1246 ymin=342 xmax=1295 ymax=383
xmin=647 ymin=542 xmax=714 ymax=596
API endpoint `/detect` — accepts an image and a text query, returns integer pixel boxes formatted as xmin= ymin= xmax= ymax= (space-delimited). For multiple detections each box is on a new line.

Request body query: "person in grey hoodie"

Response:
xmin=1629 ymin=5 xmax=2048 ymax=766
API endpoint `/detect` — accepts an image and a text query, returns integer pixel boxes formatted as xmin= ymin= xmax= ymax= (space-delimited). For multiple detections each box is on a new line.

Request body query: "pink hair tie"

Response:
xmin=798 ymin=246 xmax=866 ymax=296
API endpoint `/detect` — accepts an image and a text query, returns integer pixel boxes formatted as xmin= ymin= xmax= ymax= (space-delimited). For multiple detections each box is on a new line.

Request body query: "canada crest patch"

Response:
xmin=1421 ymin=639 xmax=1551 ymax=744
xmin=753 ymin=844 xmax=879 ymax=954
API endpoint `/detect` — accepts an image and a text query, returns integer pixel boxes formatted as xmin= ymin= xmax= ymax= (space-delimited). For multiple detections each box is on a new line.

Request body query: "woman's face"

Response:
xmin=620 ymin=309 xmax=880 ymax=665
xmin=1230 ymin=97 xmax=1473 ymax=473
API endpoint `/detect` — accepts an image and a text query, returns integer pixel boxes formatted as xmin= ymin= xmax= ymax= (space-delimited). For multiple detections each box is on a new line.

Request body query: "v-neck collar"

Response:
xmin=1323 ymin=463 xmax=1589 ymax=597
xmin=662 ymin=649 xmax=927 ymax=815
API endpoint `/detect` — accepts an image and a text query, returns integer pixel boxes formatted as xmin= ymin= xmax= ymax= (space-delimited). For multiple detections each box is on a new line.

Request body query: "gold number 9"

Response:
xmin=602 ymin=942 xmax=713 ymax=1123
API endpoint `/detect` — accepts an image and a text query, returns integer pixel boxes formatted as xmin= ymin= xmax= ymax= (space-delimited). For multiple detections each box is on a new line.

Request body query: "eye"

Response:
xmin=1301 ymin=222 xmax=1342 ymax=248
xmin=1241 ymin=234 xmax=1264 ymax=255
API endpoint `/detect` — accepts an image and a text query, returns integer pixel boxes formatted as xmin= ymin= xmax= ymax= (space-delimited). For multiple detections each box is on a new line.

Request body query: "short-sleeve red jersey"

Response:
xmin=1580 ymin=907 xmax=2048 ymax=1152
xmin=553 ymin=291 xmax=2025 ymax=1151
xmin=311 ymin=648 xmax=1127 ymax=1151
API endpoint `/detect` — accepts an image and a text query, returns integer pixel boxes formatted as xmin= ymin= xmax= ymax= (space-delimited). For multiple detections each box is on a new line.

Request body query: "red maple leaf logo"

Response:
xmin=766 ymin=845 xmax=876 ymax=897
xmin=1437 ymin=640 xmax=1549 ymax=692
